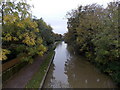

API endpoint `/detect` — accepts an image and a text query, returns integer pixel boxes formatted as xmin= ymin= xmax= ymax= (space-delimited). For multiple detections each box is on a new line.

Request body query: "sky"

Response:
xmin=28 ymin=0 xmax=114 ymax=35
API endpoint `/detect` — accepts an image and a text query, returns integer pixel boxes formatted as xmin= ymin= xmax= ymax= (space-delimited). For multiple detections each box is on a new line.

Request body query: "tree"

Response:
xmin=1 ymin=1 xmax=47 ymax=63
xmin=65 ymin=1 xmax=120 ymax=85
xmin=33 ymin=18 xmax=55 ymax=46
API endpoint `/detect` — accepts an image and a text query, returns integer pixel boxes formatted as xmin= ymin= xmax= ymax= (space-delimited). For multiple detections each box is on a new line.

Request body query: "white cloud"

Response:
xmin=28 ymin=0 xmax=114 ymax=34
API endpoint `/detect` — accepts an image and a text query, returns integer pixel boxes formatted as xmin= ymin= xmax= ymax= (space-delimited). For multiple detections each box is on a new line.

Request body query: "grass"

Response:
xmin=25 ymin=50 xmax=55 ymax=88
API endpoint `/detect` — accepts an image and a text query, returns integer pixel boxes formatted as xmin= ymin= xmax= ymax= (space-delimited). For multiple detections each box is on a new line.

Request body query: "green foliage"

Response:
xmin=33 ymin=18 xmax=63 ymax=50
xmin=33 ymin=18 xmax=55 ymax=46
xmin=53 ymin=33 xmax=63 ymax=41
xmin=0 ymin=49 xmax=11 ymax=60
xmin=64 ymin=1 xmax=120 ymax=85
xmin=1 ymin=1 xmax=47 ymax=62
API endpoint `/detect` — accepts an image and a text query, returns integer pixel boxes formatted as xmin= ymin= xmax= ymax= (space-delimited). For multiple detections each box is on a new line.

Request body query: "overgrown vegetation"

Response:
xmin=64 ymin=1 xmax=120 ymax=86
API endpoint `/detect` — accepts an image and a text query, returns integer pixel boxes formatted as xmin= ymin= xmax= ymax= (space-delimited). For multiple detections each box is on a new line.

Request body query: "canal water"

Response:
xmin=43 ymin=42 xmax=117 ymax=88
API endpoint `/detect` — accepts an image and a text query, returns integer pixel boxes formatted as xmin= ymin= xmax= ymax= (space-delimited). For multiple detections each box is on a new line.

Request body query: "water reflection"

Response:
xmin=64 ymin=54 xmax=116 ymax=88
xmin=43 ymin=42 xmax=117 ymax=88
xmin=43 ymin=42 xmax=69 ymax=88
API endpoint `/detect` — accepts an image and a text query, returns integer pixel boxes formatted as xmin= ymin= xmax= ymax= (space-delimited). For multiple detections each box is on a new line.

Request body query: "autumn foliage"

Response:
xmin=64 ymin=1 xmax=120 ymax=85
xmin=1 ymin=1 xmax=62 ymax=63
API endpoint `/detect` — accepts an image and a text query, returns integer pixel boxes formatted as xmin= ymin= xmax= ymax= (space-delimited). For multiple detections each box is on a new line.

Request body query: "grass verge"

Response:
xmin=25 ymin=50 xmax=55 ymax=88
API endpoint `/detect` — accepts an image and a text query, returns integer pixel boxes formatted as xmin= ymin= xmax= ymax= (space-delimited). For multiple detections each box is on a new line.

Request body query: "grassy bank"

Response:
xmin=25 ymin=50 xmax=55 ymax=88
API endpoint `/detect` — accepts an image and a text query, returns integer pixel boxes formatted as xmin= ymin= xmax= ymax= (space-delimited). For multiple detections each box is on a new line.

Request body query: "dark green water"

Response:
xmin=43 ymin=42 xmax=117 ymax=88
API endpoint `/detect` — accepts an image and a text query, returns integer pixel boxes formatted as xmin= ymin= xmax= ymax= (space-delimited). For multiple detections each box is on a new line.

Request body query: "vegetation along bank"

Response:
xmin=1 ymin=1 xmax=62 ymax=84
xmin=64 ymin=1 xmax=120 ymax=86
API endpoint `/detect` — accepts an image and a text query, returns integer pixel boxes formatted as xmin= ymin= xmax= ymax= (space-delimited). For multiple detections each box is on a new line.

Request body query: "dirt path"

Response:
xmin=3 ymin=56 xmax=44 ymax=88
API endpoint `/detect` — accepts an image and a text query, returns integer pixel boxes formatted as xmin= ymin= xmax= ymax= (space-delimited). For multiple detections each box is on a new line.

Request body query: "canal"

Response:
xmin=43 ymin=42 xmax=117 ymax=88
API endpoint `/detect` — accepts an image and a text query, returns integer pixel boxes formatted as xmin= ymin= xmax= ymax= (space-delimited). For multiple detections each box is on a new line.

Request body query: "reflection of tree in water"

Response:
xmin=50 ymin=79 xmax=69 ymax=88
xmin=65 ymin=46 xmax=95 ymax=88
xmin=65 ymin=45 xmax=83 ymax=88
xmin=64 ymin=57 xmax=81 ymax=88
xmin=64 ymin=46 xmax=116 ymax=88
xmin=44 ymin=43 xmax=116 ymax=88
xmin=44 ymin=62 xmax=69 ymax=88
xmin=66 ymin=45 xmax=75 ymax=55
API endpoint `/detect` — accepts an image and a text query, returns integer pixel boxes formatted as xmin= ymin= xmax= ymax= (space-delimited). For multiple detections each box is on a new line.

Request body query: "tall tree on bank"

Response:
xmin=1 ymin=1 xmax=47 ymax=63
xmin=64 ymin=1 xmax=120 ymax=85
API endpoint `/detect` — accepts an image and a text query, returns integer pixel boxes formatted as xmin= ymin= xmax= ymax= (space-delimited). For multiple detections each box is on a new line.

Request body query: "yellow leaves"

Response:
xmin=37 ymin=51 xmax=44 ymax=56
xmin=0 ymin=49 xmax=11 ymax=60
xmin=3 ymin=33 xmax=19 ymax=41
xmin=17 ymin=22 xmax=25 ymax=28
xmin=36 ymin=38 xmax=43 ymax=44
xmin=38 ymin=45 xmax=47 ymax=52
xmin=38 ymin=45 xmax=44 ymax=49
xmin=22 ymin=33 xmax=35 ymax=46
xmin=24 ymin=17 xmax=31 ymax=22
xmin=34 ymin=28 xmax=39 ymax=32
xmin=22 ymin=37 xmax=35 ymax=46
xmin=16 ymin=17 xmax=38 ymax=29
xmin=2 ymin=2 xmax=47 ymax=63
xmin=43 ymin=46 xmax=47 ymax=52
xmin=4 ymin=15 xmax=18 ymax=23
xmin=3 ymin=33 xmax=12 ymax=41
xmin=22 ymin=17 xmax=38 ymax=29
xmin=30 ymin=21 xmax=38 ymax=29
xmin=37 ymin=44 xmax=47 ymax=56
xmin=13 ymin=37 xmax=19 ymax=41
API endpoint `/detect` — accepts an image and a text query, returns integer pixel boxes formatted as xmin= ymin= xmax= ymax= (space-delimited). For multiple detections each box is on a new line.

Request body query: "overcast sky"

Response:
xmin=28 ymin=0 xmax=114 ymax=35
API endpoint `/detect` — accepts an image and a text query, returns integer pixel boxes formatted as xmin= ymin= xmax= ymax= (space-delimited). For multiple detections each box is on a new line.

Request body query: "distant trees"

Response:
xmin=33 ymin=18 xmax=63 ymax=50
xmin=33 ymin=18 xmax=55 ymax=46
xmin=64 ymin=1 xmax=120 ymax=85
xmin=53 ymin=33 xmax=63 ymax=41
